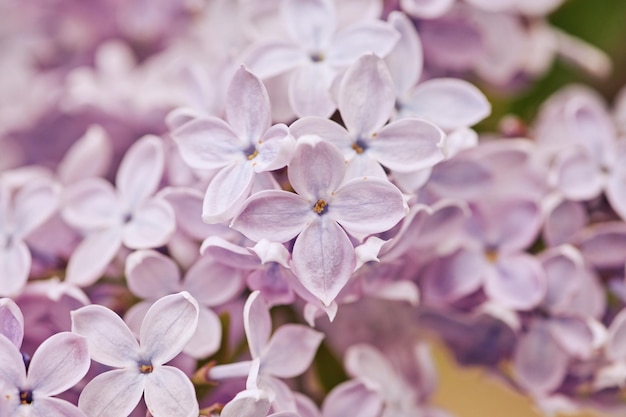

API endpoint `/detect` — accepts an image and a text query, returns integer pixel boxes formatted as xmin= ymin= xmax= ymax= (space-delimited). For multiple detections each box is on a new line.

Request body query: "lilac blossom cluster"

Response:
xmin=1 ymin=0 xmax=625 ymax=417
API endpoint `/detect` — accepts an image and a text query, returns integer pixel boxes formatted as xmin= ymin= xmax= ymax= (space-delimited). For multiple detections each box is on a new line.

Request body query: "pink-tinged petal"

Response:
xmin=161 ymin=187 xmax=220 ymax=240
xmin=31 ymin=397 xmax=88 ymax=417
xmin=292 ymin=217 xmax=356 ymax=306
xmin=548 ymin=317 xmax=593 ymax=359
xmin=576 ymin=222 xmax=626 ymax=269
xmin=184 ymin=254 xmax=246 ymax=306
xmin=288 ymin=63 xmax=336 ymax=118
xmin=289 ymin=137 xmax=346 ymax=200
xmin=58 ymin=125 xmax=112 ymax=185
xmin=290 ymin=117 xmax=350 ymax=147
xmin=405 ymin=79 xmax=491 ymax=130
xmin=123 ymin=198 xmax=176 ymax=249
xmin=322 ymin=380 xmax=383 ymax=417
xmin=552 ymin=148 xmax=604 ymax=201
xmin=400 ymin=0 xmax=454 ymax=18
xmin=78 ymin=369 xmax=145 ymax=417
xmin=251 ymin=240 xmax=291 ymax=268
xmin=0 ymin=298 xmax=23 ymax=348
xmin=244 ymin=291 xmax=272 ymax=359
xmin=0 ymin=239 xmax=30 ymax=296
xmin=606 ymin=149 xmax=626 ymax=220
xmin=606 ymin=308 xmax=626 ymax=361
xmin=484 ymin=254 xmax=546 ymax=311
xmin=328 ymin=21 xmax=400 ymax=67
xmin=248 ymin=267 xmax=296 ymax=307
xmin=244 ymin=42 xmax=309 ymax=79
xmin=202 ymin=162 xmax=255 ymax=224
xmin=172 ymin=117 xmax=242 ymax=170
xmin=282 ymin=0 xmax=335 ymax=53
xmin=184 ymin=306 xmax=222 ymax=358
xmin=513 ymin=323 xmax=568 ymax=395
xmin=344 ymin=344 xmax=400 ymax=396
xmin=144 ymin=365 xmax=199 ymax=417
xmin=62 ymin=178 xmax=121 ymax=231
xmin=226 ymin=67 xmax=271 ymax=145
xmin=422 ymin=248 xmax=485 ymax=304
xmin=261 ymin=324 xmax=324 ymax=378
xmin=71 ymin=304 xmax=140 ymax=367
xmin=139 ymin=292 xmax=199 ymax=365
xmin=13 ymin=181 xmax=59 ymax=238
xmin=254 ymin=124 xmax=296 ymax=172
xmin=124 ymin=301 xmax=151 ymax=337
xmin=221 ymin=389 xmax=271 ymax=417
xmin=116 ymin=136 xmax=164 ymax=210
xmin=369 ymin=118 xmax=445 ymax=172
xmin=208 ymin=361 xmax=254 ymax=380
xmin=200 ymin=236 xmax=259 ymax=269
xmin=540 ymin=246 xmax=585 ymax=313
xmin=0 ymin=334 xmax=26 ymax=387
xmin=65 ymin=229 xmax=122 ymax=286
xmin=344 ymin=154 xmax=388 ymax=180
xmin=125 ymin=250 xmax=181 ymax=299
xmin=485 ymin=199 xmax=543 ymax=253
xmin=331 ymin=177 xmax=407 ymax=236
xmin=232 ymin=190 xmax=312 ymax=243
xmin=28 ymin=332 xmax=89 ymax=396
xmin=386 ymin=11 xmax=423 ymax=95
xmin=543 ymin=199 xmax=587 ymax=247
xmin=338 ymin=54 xmax=395 ymax=137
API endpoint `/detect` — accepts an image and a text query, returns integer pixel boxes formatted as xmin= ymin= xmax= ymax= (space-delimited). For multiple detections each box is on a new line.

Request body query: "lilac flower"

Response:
xmin=232 ymin=137 xmax=407 ymax=306
xmin=291 ymin=53 xmax=445 ymax=180
xmin=173 ymin=66 xmax=295 ymax=223
xmin=71 ymin=292 xmax=199 ymax=417
xmin=0 ymin=311 xmax=90 ymax=417
xmin=243 ymin=0 xmax=400 ymax=117
xmin=62 ymin=135 xmax=175 ymax=286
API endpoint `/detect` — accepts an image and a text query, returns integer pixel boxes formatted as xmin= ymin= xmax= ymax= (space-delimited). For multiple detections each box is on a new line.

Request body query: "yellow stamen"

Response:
xmin=485 ymin=249 xmax=498 ymax=263
xmin=139 ymin=364 xmax=154 ymax=374
xmin=352 ymin=142 xmax=364 ymax=154
xmin=247 ymin=149 xmax=259 ymax=160
xmin=313 ymin=199 xmax=327 ymax=214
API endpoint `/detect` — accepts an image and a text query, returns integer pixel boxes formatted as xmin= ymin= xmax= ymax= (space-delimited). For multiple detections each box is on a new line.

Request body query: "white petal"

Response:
xmin=0 ymin=298 xmax=24 ymax=348
xmin=78 ymin=369 xmax=145 ymax=417
xmin=221 ymin=389 xmax=271 ymax=417
xmin=183 ymin=306 xmax=222 ymax=359
xmin=328 ymin=21 xmax=400 ymax=67
xmin=58 ymin=124 xmax=112 ymax=185
xmin=244 ymin=291 xmax=272 ymax=359
xmin=144 ymin=366 xmax=199 ymax=417
xmin=0 ymin=334 xmax=26 ymax=387
xmin=261 ymin=324 xmax=324 ymax=378
xmin=201 ymin=162 xmax=255 ymax=224
xmin=65 ymin=229 xmax=122 ymax=287
xmin=62 ymin=178 xmax=121 ymax=231
xmin=386 ymin=11 xmax=423 ymax=94
xmin=288 ymin=138 xmax=346 ymax=200
xmin=288 ymin=63 xmax=336 ymax=118
xmin=282 ymin=0 xmax=336 ymax=53
xmin=0 ymin=239 xmax=30 ymax=297
xmin=31 ymin=397 xmax=88 ymax=417
xmin=13 ymin=181 xmax=59 ymax=238
xmin=123 ymin=198 xmax=176 ymax=249
xmin=226 ymin=67 xmax=271 ymax=145
xmin=125 ymin=250 xmax=181 ymax=299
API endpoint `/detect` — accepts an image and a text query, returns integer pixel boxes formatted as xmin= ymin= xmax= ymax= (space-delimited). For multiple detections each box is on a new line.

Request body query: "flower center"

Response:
xmin=485 ymin=249 xmax=498 ymax=263
xmin=244 ymin=145 xmax=259 ymax=160
xmin=19 ymin=390 xmax=33 ymax=405
xmin=139 ymin=361 xmax=154 ymax=374
xmin=312 ymin=199 xmax=328 ymax=215
xmin=351 ymin=139 xmax=367 ymax=154
xmin=310 ymin=52 xmax=324 ymax=62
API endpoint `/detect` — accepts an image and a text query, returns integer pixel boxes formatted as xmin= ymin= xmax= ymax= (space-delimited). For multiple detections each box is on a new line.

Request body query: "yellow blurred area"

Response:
xmin=431 ymin=341 xmax=607 ymax=417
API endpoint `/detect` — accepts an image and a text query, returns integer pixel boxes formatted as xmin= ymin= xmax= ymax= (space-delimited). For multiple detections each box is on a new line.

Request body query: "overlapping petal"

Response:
xmin=226 ymin=67 xmax=272 ymax=145
xmin=288 ymin=138 xmax=346 ymax=199
xmin=261 ymin=324 xmax=324 ymax=378
xmin=116 ymin=135 xmax=164 ymax=210
xmin=125 ymin=250 xmax=181 ymax=299
xmin=78 ymin=369 xmax=145 ymax=417
xmin=144 ymin=366 xmax=199 ymax=417
xmin=244 ymin=291 xmax=272 ymax=359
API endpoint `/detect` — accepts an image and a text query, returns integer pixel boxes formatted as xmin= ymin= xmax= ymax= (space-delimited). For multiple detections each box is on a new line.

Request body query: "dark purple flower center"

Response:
xmin=139 ymin=361 xmax=154 ymax=374
xmin=19 ymin=390 xmax=33 ymax=405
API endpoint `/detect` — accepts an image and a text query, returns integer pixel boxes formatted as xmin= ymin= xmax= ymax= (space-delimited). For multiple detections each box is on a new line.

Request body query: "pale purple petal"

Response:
xmin=486 ymin=199 xmax=542 ymax=253
xmin=251 ymin=240 xmax=291 ymax=268
xmin=552 ymin=148 xmax=604 ymax=201
xmin=386 ymin=11 xmax=423 ymax=95
xmin=78 ymin=369 xmax=145 ymax=417
xmin=13 ymin=181 xmax=59 ymax=238
xmin=338 ymin=54 xmax=395 ymax=136
xmin=0 ymin=298 xmax=24 ymax=348
xmin=344 ymin=344 xmax=400 ymax=396
xmin=244 ymin=291 xmax=272 ymax=359
xmin=576 ymin=222 xmax=626 ymax=269
xmin=65 ymin=229 xmax=122 ymax=286
xmin=484 ymin=254 xmax=546 ymax=311
xmin=288 ymin=138 xmax=346 ymax=200
xmin=292 ymin=216 xmax=356 ymax=306
xmin=202 ymin=162 xmax=255 ymax=223
xmin=144 ymin=366 xmax=199 ymax=417
xmin=231 ymin=190 xmax=313 ymax=242
xmin=543 ymin=199 xmax=587 ymax=247
xmin=404 ymin=78 xmax=491 ymax=130
xmin=124 ymin=301 xmax=151 ymax=337
xmin=172 ymin=117 xmax=242 ymax=170
xmin=244 ymin=42 xmax=309 ymax=79
xmin=28 ymin=332 xmax=90 ymax=396
xmin=226 ymin=67 xmax=271 ymax=145
xmin=116 ymin=135 xmax=164 ymax=209
xmin=606 ymin=148 xmax=626 ymax=220
xmin=261 ymin=324 xmax=324 ymax=378
xmin=288 ymin=63 xmax=336 ymax=118
xmin=58 ymin=125 xmax=112 ymax=185
xmin=0 ymin=239 xmax=30 ymax=296
xmin=184 ymin=254 xmax=246 ymax=306
xmin=71 ymin=305 xmax=140 ymax=367
xmin=282 ymin=0 xmax=335 ymax=53
xmin=513 ymin=323 xmax=568 ymax=395
xmin=331 ymin=177 xmax=406 ymax=235
xmin=606 ymin=308 xmax=626 ymax=361
xmin=123 ymin=198 xmax=176 ymax=249
xmin=369 ymin=118 xmax=445 ymax=172
xmin=322 ymin=380 xmax=383 ymax=417
xmin=422 ymin=248 xmax=485 ymax=304
xmin=161 ymin=187 xmax=219 ymax=240
xmin=125 ymin=250 xmax=181 ymax=299
xmin=31 ymin=397 xmax=88 ymax=417
xmin=328 ymin=21 xmax=400 ymax=67
xmin=400 ymin=0 xmax=454 ymax=18
xmin=0 ymin=334 xmax=26 ymax=387
xmin=289 ymin=117 xmax=350 ymax=148
xmin=221 ymin=389 xmax=271 ymax=417
xmin=139 ymin=292 xmax=199 ymax=365
xmin=254 ymin=124 xmax=296 ymax=172
xmin=62 ymin=178 xmax=121 ymax=231
xmin=183 ymin=306 xmax=222 ymax=358
xmin=548 ymin=317 xmax=593 ymax=359
xmin=200 ymin=236 xmax=260 ymax=269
